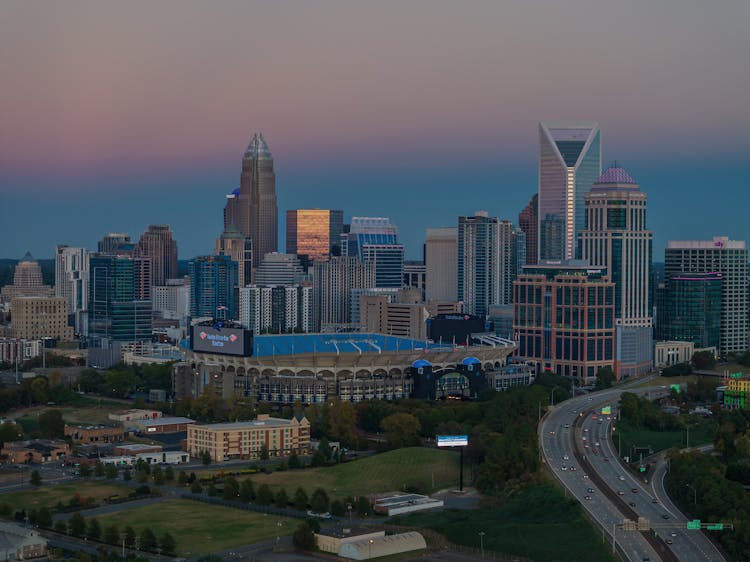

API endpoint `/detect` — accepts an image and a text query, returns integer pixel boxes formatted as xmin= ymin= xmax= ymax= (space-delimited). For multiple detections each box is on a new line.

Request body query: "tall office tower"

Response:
xmin=342 ymin=217 xmax=404 ymax=288
xmin=312 ymin=256 xmax=375 ymax=330
xmin=403 ymin=261 xmax=426 ymax=301
xmin=656 ymin=273 xmax=722 ymax=349
xmin=224 ymin=133 xmax=278 ymax=267
xmin=539 ymin=214 xmax=565 ymax=261
xmin=457 ymin=212 xmax=510 ymax=317
xmin=239 ymin=285 xmax=313 ymax=334
xmin=88 ymin=254 xmax=152 ymax=342
xmin=579 ymin=165 xmax=653 ymax=377
xmin=286 ymin=209 xmax=345 ymax=266
xmin=188 ymin=255 xmax=238 ymax=320
xmin=134 ymin=225 xmax=178 ymax=287
xmin=513 ymin=263 xmax=615 ymax=383
xmin=216 ymin=225 xmax=253 ymax=288
xmin=152 ymin=278 xmax=191 ymax=323
xmin=518 ymin=194 xmax=538 ymax=266
xmin=98 ymin=233 xmax=134 ymax=255
xmin=425 ymin=227 xmax=458 ymax=302
xmin=1 ymin=252 xmax=54 ymax=300
xmin=55 ymin=245 xmax=89 ymax=335
xmin=538 ymin=122 xmax=601 ymax=261
xmin=132 ymin=257 xmax=152 ymax=300
xmin=511 ymin=228 xmax=527 ymax=283
xmin=664 ymin=237 xmax=748 ymax=356
xmin=254 ymin=253 xmax=305 ymax=287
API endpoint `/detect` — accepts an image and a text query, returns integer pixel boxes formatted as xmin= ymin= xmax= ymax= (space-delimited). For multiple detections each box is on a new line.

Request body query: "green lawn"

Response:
xmin=247 ymin=447 xmax=460 ymax=500
xmin=389 ymin=483 xmax=615 ymax=562
xmin=615 ymin=418 xmax=713 ymax=457
xmin=0 ymin=481 xmax=131 ymax=511
xmin=96 ymin=499 xmax=297 ymax=556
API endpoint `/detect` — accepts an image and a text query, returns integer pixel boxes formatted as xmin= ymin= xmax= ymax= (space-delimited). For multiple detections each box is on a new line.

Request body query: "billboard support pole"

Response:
xmin=459 ymin=446 xmax=464 ymax=492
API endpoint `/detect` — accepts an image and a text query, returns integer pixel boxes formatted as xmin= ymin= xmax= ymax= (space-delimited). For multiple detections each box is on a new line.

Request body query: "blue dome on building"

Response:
xmin=462 ymin=356 xmax=481 ymax=366
xmin=412 ymin=359 xmax=432 ymax=368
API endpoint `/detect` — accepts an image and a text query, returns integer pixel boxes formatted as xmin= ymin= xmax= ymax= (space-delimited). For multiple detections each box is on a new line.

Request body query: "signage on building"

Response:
xmin=190 ymin=324 xmax=253 ymax=357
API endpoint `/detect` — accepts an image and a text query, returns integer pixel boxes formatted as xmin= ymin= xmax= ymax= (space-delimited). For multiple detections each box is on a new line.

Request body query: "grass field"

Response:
xmin=390 ymin=483 xmax=614 ymax=562
xmin=0 ymin=481 xmax=131 ymax=511
xmin=210 ymin=447 xmax=460 ymax=500
xmin=615 ymin=418 xmax=713 ymax=456
xmin=96 ymin=499 xmax=298 ymax=556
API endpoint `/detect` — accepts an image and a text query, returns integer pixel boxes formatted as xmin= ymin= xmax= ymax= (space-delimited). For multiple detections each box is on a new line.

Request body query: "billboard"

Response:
xmin=427 ymin=314 xmax=486 ymax=346
xmin=191 ymin=325 xmax=253 ymax=357
xmin=437 ymin=435 xmax=468 ymax=447
xmin=601 ymin=405 xmax=611 ymax=415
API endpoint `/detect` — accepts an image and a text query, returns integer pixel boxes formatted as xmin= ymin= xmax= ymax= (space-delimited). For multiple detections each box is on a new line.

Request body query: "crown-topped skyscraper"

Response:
xmin=225 ymin=133 xmax=278 ymax=268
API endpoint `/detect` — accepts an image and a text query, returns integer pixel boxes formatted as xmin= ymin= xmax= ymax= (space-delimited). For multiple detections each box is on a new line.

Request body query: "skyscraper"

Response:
xmin=55 ymin=245 xmax=89 ymax=335
xmin=254 ymin=253 xmax=305 ymax=287
xmin=98 ymin=233 xmax=134 ymax=255
xmin=579 ymin=165 xmax=653 ymax=377
xmin=343 ymin=217 xmax=404 ymax=289
xmin=656 ymin=272 xmax=722 ymax=350
xmin=664 ymin=237 xmax=748 ymax=356
xmin=286 ymin=209 xmax=344 ymax=265
xmin=425 ymin=227 xmax=458 ymax=302
xmin=1 ymin=252 xmax=54 ymax=300
xmin=312 ymin=256 xmax=375 ymax=330
xmin=134 ymin=225 xmax=178 ymax=287
xmin=538 ymin=122 xmax=601 ymax=261
xmin=518 ymin=194 xmax=538 ymax=266
xmin=216 ymin=225 xmax=253 ymax=288
xmin=225 ymin=133 xmax=278 ymax=267
xmin=188 ymin=255 xmax=238 ymax=320
xmin=457 ymin=212 xmax=504 ymax=317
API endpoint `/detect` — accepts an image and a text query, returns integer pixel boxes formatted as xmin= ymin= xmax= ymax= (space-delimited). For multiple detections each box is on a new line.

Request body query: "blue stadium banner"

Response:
xmin=437 ymin=435 xmax=469 ymax=447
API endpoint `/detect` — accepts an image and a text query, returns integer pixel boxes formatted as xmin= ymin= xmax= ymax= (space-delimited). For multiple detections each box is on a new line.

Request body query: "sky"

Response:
xmin=1 ymin=0 xmax=749 ymax=261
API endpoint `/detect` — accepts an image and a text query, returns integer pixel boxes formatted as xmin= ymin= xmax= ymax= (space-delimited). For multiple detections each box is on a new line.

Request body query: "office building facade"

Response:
xmin=518 ymin=194 xmax=538 ymax=266
xmin=54 ymin=245 xmax=89 ymax=335
xmin=425 ymin=227 xmax=458 ymax=302
xmin=134 ymin=225 xmax=178 ymax=287
xmin=188 ymin=255 xmax=238 ymax=320
xmin=343 ymin=217 xmax=404 ymax=289
xmin=1 ymin=252 xmax=54 ymax=301
xmin=11 ymin=297 xmax=74 ymax=341
xmin=312 ymin=256 xmax=375 ymax=330
xmin=656 ymin=272 xmax=722 ymax=350
xmin=239 ymin=285 xmax=313 ymax=334
xmin=254 ymin=253 xmax=305 ymax=287
xmin=286 ymin=209 xmax=344 ymax=265
xmin=538 ymin=122 xmax=601 ymax=261
xmin=215 ymin=225 xmax=253 ymax=288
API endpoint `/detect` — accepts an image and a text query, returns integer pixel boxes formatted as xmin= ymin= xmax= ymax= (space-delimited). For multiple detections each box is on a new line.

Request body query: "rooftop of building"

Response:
xmin=592 ymin=164 xmax=639 ymax=187
xmin=134 ymin=416 xmax=194 ymax=426
xmin=317 ymin=526 xmax=383 ymax=539
xmin=192 ymin=415 xmax=306 ymax=431
xmin=251 ymin=333 xmax=459 ymax=357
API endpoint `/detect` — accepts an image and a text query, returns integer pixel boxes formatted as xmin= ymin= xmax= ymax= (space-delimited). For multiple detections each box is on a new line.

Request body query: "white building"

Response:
xmin=313 ymin=257 xmax=375 ymax=331
xmin=152 ymin=278 xmax=190 ymax=323
xmin=240 ymin=285 xmax=313 ymax=334
xmin=54 ymin=245 xmax=89 ymax=336
xmin=0 ymin=338 xmax=41 ymax=365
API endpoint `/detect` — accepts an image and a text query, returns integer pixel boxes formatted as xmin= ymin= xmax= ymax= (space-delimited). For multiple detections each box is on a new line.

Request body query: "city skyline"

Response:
xmin=1 ymin=1 xmax=749 ymax=259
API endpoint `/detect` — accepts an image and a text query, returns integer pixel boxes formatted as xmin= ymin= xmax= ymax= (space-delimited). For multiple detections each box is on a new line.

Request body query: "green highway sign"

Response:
xmin=639 ymin=466 xmax=646 ymax=472
xmin=687 ymin=520 xmax=701 ymax=530
xmin=706 ymin=524 xmax=724 ymax=531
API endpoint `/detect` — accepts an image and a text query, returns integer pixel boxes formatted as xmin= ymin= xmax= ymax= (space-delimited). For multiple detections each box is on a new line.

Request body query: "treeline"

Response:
xmin=76 ymin=363 xmax=172 ymax=398
xmin=619 ymin=392 xmax=686 ymax=431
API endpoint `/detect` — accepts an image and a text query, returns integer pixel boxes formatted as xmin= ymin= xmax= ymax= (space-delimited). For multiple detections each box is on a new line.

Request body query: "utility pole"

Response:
xmin=478 ymin=531 xmax=485 ymax=558
xmin=612 ymin=522 xmax=616 ymax=554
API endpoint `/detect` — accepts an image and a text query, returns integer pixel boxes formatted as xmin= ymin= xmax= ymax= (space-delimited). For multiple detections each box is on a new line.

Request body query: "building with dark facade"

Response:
xmin=286 ymin=209 xmax=344 ymax=266
xmin=188 ymin=255 xmax=238 ymax=320
xmin=134 ymin=225 xmax=178 ymax=287
xmin=518 ymin=194 xmax=538 ymax=266
xmin=342 ymin=217 xmax=404 ymax=289
xmin=656 ymin=272 xmax=722 ymax=349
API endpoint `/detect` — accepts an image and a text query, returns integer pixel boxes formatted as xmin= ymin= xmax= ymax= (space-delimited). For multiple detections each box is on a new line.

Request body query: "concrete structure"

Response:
xmin=187 ymin=414 xmax=310 ymax=462
xmin=215 ymin=225 xmax=253 ymax=288
xmin=239 ymin=285 xmax=313 ymax=334
xmin=189 ymin=254 xmax=238 ymax=320
xmin=359 ymin=290 xmax=460 ymax=339
xmin=130 ymin=416 xmax=195 ymax=434
xmin=0 ymin=521 xmax=47 ymax=561
xmin=315 ymin=528 xmax=385 ymax=555
xmin=343 ymin=217 xmax=404 ymax=289
xmin=113 ymin=443 xmax=163 ymax=456
xmin=579 ymin=165 xmax=653 ymax=377
xmin=100 ymin=451 xmax=190 ymax=465
xmin=11 ymin=297 xmax=74 ymax=341
xmin=490 ymin=362 xmax=536 ymax=391
xmin=98 ymin=233 xmax=133 ymax=254
xmin=654 ymin=341 xmax=695 ymax=368
xmin=665 ymin=237 xmax=748 ymax=356
xmin=425 ymin=227 xmax=457 ymax=302
xmin=134 ymin=225 xmax=178 ymax=287
xmin=0 ymin=338 xmax=41 ymax=365
xmin=538 ymin=122 xmax=601 ymax=261
xmin=338 ymin=532 xmax=426 ymax=560
xmin=286 ymin=209 xmax=344 ymax=265
xmin=372 ymin=494 xmax=444 ymax=516
xmin=0 ymin=252 xmax=54 ymax=301
xmin=313 ymin=256 xmax=376 ymax=331
xmin=518 ymin=194 xmax=538 ymax=266
xmin=514 ymin=262 xmax=615 ymax=383
xmin=254 ymin=253 xmax=305 ymax=287
xmin=64 ymin=424 xmax=124 ymax=444
xmin=1 ymin=439 xmax=70 ymax=463
xmin=403 ymin=261 xmax=426 ymax=301
xmin=108 ymin=409 xmax=162 ymax=423
xmin=55 ymin=245 xmax=89 ymax=335
xmin=723 ymin=376 xmax=750 ymax=410
xmin=224 ymin=133 xmax=278 ymax=267
xmin=152 ymin=278 xmax=190 ymax=323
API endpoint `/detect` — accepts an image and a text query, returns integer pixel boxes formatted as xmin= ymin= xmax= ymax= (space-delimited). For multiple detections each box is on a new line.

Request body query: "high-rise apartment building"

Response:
xmin=343 ymin=217 xmax=404 ymax=289
xmin=656 ymin=273 xmax=722 ymax=350
xmin=216 ymin=225 xmax=253 ymax=288
xmin=425 ymin=227 xmax=458 ymax=302
xmin=188 ymin=255 xmax=238 ymax=320
xmin=513 ymin=262 xmax=615 ymax=383
xmin=11 ymin=297 xmax=74 ymax=341
xmin=134 ymin=225 xmax=178 ymax=287
xmin=286 ymin=209 xmax=344 ymax=265
xmin=312 ymin=256 xmax=375 ymax=330
xmin=579 ymin=165 xmax=653 ymax=376
xmin=518 ymin=194 xmax=538 ymax=266
xmin=152 ymin=278 xmax=191 ymax=323
xmin=239 ymin=285 xmax=313 ymax=334
xmin=664 ymin=237 xmax=748 ymax=356
xmin=55 ymin=245 xmax=89 ymax=336
xmin=538 ymin=122 xmax=601 ymax=261
xmin=457 ymin=212 xmax=513 ymax=317
xmin=254 ymin=253 xmax=305 ymax=287
xmin=224 ymin=133 xmax=278 ymax=267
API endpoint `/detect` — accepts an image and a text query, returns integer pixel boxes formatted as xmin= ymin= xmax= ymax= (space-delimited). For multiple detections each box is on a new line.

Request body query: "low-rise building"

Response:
xmin=372 ymin=493 xmax=444 ymax=516
xmin=338 ymin=532 xmax=427 ymax=560
xmin=1 ymin=439 xmax=70 ymax=463
xmin=108 ymin=409 xmax=163 ymax=423
xmin=187 ymin=414 xmax=310 ymax=462
xmin=0 ymin=521 xmax=48 ymax=560
xmin=112 ymin=443 xmax=163 ymax=456
xmin=654 ymin=341 xmax=694 ymax=368
xmin=99 ymin=451 xmax=190 ymax=465
xmin=489 ymin=362 xmax=536 ymax=391
xmin=724 ymin=376 xmax=750 ymax=410
xmin=64 ymin=424 xmax=124 ymax=444
xmin=131 ymin=416 xmax=195 ymax=434
xmin=315 ymin=527 xmax=385 ymax=555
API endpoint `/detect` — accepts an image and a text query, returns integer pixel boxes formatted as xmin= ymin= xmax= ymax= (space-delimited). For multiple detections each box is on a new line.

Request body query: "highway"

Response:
xmin=540 ymin=383 xmax=725 ymax=562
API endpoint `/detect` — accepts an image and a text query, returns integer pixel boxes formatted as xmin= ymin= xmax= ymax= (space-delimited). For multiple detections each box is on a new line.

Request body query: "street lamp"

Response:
xmin=551 ymin=387 xmax=558 ymax=406
xmin=478 ymin=531 xmax=485 ymax=558
xmin=369 ymin=538 xmax=374 ymax=558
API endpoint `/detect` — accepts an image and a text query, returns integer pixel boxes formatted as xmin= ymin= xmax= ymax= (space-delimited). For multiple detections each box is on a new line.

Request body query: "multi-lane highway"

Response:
xmin=540 ymin=384 xmax=725 ymax=562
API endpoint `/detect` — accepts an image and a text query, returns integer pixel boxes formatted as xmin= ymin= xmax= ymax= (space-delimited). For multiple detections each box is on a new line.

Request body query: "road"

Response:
xmin=540 ymin=382 xmax=725 ymax=562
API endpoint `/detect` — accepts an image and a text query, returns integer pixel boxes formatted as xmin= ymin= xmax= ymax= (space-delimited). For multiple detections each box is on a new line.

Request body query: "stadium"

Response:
xmin=172 ymin=331 xmax=516 ymax=404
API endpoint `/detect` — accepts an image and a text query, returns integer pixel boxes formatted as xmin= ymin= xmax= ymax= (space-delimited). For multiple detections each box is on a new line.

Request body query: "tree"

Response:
xmin=164 ymin=465 xmax=175 ymax=481
xmin=292 ymin=522 xmax=316 ymax=550
xmin=222 ymin=476 xmax=239 ymax=500
xmin=274 ymin=488 xmax=289 ymax=508
xmin=94 ymin=461 xmax=105 ymax=477
xmin=68 ymin=513 xmax=86 ymax=537
xmin=139 ymin=527 xmax=157 ymax=551
xmin=260 ymin=444 xmax=269 ymax=460
xmin=177 ymin=470 xmax=188 ymax=487
xmin=207 ymin=483 xmax=218 ymax=497
xmin=103 ymin=524 xmax=120 ymax=545
xmin=78 ymin=464 xmax=91 ymax=478
xmin=159 ymin=532 xmax=176 ymax=556
xmin=105 ymin=463 xmax=119 ymax=479
xmin=288 ymin=453 xmax=301 ymax=469
xmin=38 ymin=409 xmax=65 ymax=438
xmin=255 ymin=484 xmax=274 ymax=505
xmin=152 ymin=466 xmax=164 ymax=485
xmin=86 ymin=518 xmax=101 ymax=541
xmin=123 ymin=468 xmax=131 ymax=481
xmin=595 ymin=367 xmax=616 ymax=390
xmin=691 ymin=350 xmax=716 ymax=370
xmin=36 ymin=506 xmax=52 ymax=528
xmin=30 ymin=469 xmax=42 ymax=486
xmin=330 ymin=499 xmax=345 ymax=517
xmin=355 ymin=496 xmax=371 ymax=516
xmin=381 ymin=412 xmax=421 ymax=448
xmin=201 ymin=450 xmax=212 ymax=465
xmin=190 ymin=480 xmax=203 ymax=494
xmin=310 ymin=488 xmax=329 ymax=513
xmin=54 ymin=520 xmax=67 ymax=534
xmin=0 ymin=421 xmax=21 ymax=443
xmin=124 ymin=526 xmax=136 ymax=548
xmin=239 ymin=479 xmax=254 ymax=502
xmin=292 ymin=487 xmax=308 ymax=510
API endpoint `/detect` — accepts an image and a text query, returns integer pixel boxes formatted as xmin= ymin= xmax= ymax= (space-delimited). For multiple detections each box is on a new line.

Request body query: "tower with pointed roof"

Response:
xmin=579 ymin=164 xmax=653 ymax=377
xmin=225 ymin=133 xmax=278 ymax=269
xmin=538 ymin=122 xmax=601 ymax=261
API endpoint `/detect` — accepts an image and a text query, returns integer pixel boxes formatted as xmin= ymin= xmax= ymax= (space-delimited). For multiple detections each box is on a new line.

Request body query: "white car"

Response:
xmin=618 ymin=476 xmax=625 ymax=481
xmin=563 ymin=454 xmax=569 ymax=460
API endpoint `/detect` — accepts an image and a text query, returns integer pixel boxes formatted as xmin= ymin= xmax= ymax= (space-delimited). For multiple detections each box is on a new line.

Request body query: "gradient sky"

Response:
xmin=1 ymin=0 xmax=749 ymax=261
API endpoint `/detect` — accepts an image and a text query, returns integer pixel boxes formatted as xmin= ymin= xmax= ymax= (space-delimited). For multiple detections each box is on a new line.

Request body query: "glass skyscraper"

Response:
xmin=656 ymin=272 xmax=722 ymax=349
xmin=343 ymin=217 xmax=404 ymax=289
xmin=538 ymin=122 xmax=601 ymax=261
xmin=286 ymin=209 xmax=344 ymax=265
xmin=189 ymin=255 xmax=238 ymax=320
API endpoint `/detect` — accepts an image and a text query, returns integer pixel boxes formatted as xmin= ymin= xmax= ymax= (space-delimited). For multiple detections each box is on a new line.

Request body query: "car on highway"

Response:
xmin=631 ymin=488 xmax=638 ymax=493
xmin=594 ymin=442 xmax=600 ymax=447
xmin=582 ymin=474 xmax=589 ymax=479
xmin=618 ymin=476 xmax=625 ymax=481
xmin=629 ymin=502 xmax=637 ymax=507
xmin=564 ymin=424 xmax=570 ymax=428
xmin=651 ymin=498 xmax=658 ymax=503
xmin=662 ymin=514 xmax=669 ymax=520
xmin=617 ymin=491 xmax=625 ymax=495
xmin=603 ymin=457 xmax=609 ymax=462
xmin=563 ymin=454 xmax=569 ymax=460
xmin=561 ymin=466 xmax=567 ymax=471
xmin=570 ymin=466 xmax=576 ymax=471
xmin=587 ymin=488 xmax=594 ymax=493
xmin=584 ymin=495 xmax=591 ymax=500
xmin=666 ymin=539 xmax=673 ymax=545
